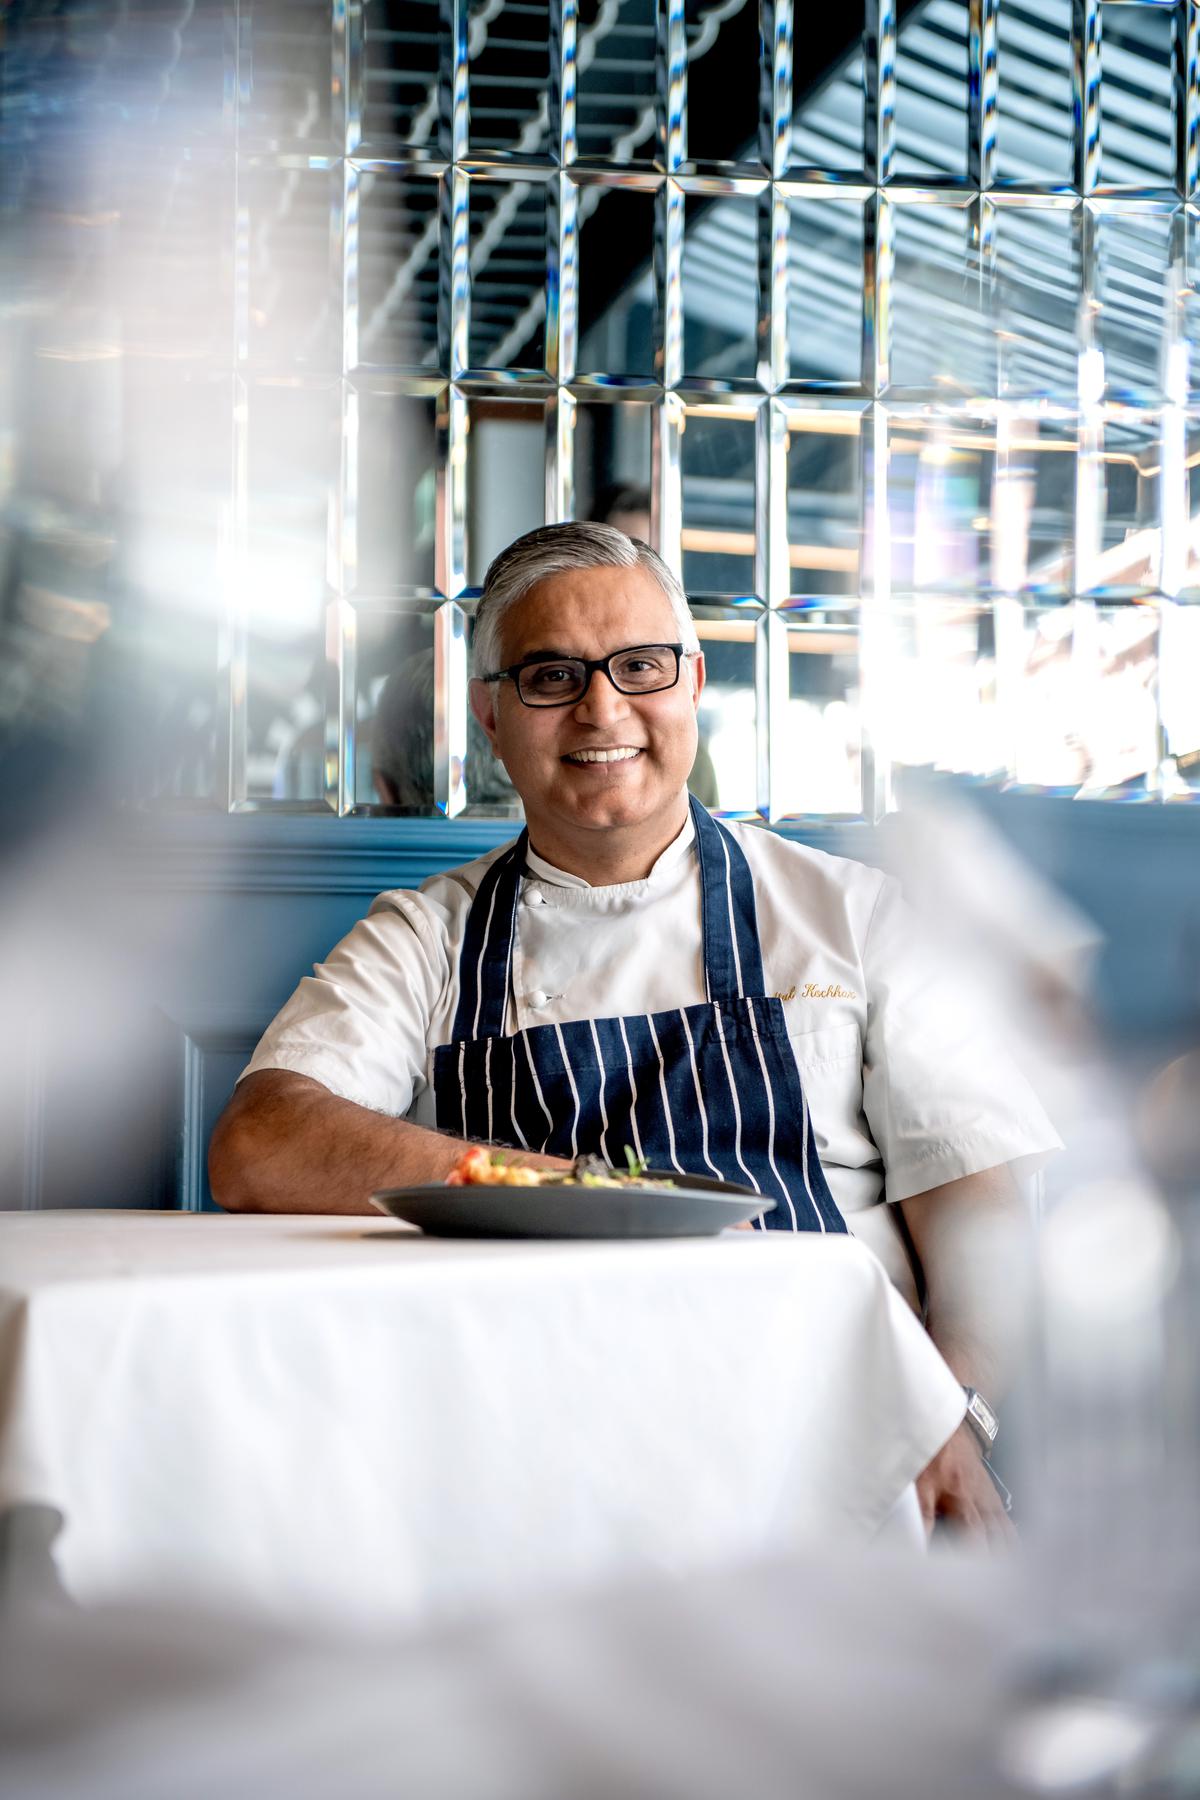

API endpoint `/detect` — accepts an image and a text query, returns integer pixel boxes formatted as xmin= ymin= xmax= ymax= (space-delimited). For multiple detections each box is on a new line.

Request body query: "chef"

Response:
xmin=210 ymin=520 xmax=1060 ymax=1538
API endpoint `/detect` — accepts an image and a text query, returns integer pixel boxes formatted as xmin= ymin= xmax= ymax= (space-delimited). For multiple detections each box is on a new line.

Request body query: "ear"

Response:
xmin=468 ymin=677 xmax=501 ymax=751
xmin=689 ymin=651 xmax=706 ymax=709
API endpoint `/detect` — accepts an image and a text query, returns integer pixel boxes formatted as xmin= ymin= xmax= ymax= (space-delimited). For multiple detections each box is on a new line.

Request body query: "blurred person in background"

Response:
xmin=212 ymin=521 xmax=1062 ymax=1540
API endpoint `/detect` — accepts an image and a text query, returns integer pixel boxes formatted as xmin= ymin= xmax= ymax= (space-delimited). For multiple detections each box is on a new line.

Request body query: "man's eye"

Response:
xmin=525 ymin=664 xmax=577 ymax=690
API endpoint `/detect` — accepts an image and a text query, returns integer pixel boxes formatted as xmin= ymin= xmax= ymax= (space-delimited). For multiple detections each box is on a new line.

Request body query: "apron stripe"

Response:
xmin=508 ymin=1047 xmax=529 ymax=1149
xmin=711 ymin=1003 xmax=761 ymax=1195
xmin=553 ymin=1023 xmax=582 ymax=1160
xmin=743 ymin=1004 xmax=797 ymax=1229
xmin=647 ymin=1014 xmax=684 ymax=1175
xmin=617 ymin=1017 xmax=645 ymax=1166
xmin=458 ymin=1040 xmax=468 ymax=1139
xmin=800 ymin=1092 xmax=824 ymax=1232
xmin=522 ymin=1028 xmax=555 ymax=1147
xmin=716 ymin=825 xmax=745 ymax=999
xmin=485 ymin=1037 xmax=494 ymax=1144
xmin=680 ymin=1009 xmax=723 ymax=1182
xmin=588 ymin=1019 xmax=610 ymax=1153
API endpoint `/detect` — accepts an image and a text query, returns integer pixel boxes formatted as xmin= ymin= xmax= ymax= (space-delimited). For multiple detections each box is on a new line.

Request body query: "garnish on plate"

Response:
xmin=444 ymin=1146 xmax=678 ymax=1190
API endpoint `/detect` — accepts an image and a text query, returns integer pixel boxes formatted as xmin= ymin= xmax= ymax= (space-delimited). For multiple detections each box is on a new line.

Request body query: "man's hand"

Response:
xmin=916 ymin=1422 xmax=1014 ymax=1546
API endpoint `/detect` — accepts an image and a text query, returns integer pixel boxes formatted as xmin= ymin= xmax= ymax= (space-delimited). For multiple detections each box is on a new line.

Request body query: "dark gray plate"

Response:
xmin=370 ymin=1170 xmax=773 ymax=1239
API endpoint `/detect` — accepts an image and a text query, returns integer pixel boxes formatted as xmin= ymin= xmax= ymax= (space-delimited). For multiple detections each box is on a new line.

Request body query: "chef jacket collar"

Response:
xmin=522 ymin=810 xmax=696 ymax=892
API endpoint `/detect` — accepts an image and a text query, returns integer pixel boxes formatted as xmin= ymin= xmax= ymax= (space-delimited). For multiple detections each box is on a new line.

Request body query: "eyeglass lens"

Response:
xmin=516 ymin=645 xmax=680 ymax=706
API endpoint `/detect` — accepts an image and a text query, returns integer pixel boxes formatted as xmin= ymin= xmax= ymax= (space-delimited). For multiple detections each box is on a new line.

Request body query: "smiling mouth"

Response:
xmin=562 ymin=747 xmax=642 ymax=765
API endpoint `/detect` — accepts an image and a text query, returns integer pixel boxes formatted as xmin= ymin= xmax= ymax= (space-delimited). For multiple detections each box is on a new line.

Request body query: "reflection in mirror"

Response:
xmin=468 ymin=0 xmax=553 ymax=156
xmin=995 ymin=0 xmax=1071 ymax=187
xmin=238 ymin=0 xmax=335 ymax=151
xmin=352 ymin=386 xmax=439 ymax=593
xmin=789 ymin=10 xmax=865 ymax=174
xmin=894 ymin=0 xmax=968 ymax=181
xmin=786 ymin=198 xmax=865 ymax=386
xmin=1096 ymin=213 xmax=1173 ymax=404
xmin=993 ymin=204 xmax=1079 ymax=399
xmin=573 ymin=400 xmax=654 ymax=541
xmin=682 ymin=193 xmax=761 ymax=381
xmin=466 ymin=398 xmax=547 ymax=586
xmin=1079 ymin=411 xmax=1163 ymax=599
xmin=576 ymin=184 xmax=659 ymax=379
xmin=352 ymin=603 xmax=438 ymax=812
xmin=785 ymin=406 xmax=863 ymax=598
xmin=357 ymin=174 xmax=441 ymax=370
xmin=240 ymin=165 xmax=343 ymax=372
xmin=468 ymin=180 xmax=549 ymax=372
xmin=683 ymin=0 xmax=762 ymax=168
xmin=689 ymin=601 xmax=761 ymax=815
xmin=241 ymin=378 xmax=340 ymax=803
xmin=681 ymin=406 xmax=757 ymax=595
xmin=889 ymin=202 xmax=990 ymax=394
xmin=463 ymin=609 xmax=523 ymax=818
xmin=575 ymin=0 xmax=658 ymax=165
xmin=362 ymin=0 xmax=443 ymax=155
xmin=884 ymin=411 xmax=994 ymax=595
xmin=1099 ymin=4 xmax=1175 ymax=189
xmin=771 ymin=602 xmax=862 ymax=818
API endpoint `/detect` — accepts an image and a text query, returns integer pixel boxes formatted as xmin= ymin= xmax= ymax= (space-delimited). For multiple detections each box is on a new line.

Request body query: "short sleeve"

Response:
xmin=861 ymin=876 xmax=1062 ymax=1203
xmin=239 ymin=891 xmax=449 ymax=1117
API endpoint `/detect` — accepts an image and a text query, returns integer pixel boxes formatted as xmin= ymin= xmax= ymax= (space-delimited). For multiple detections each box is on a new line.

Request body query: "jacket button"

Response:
xmin=529 ymin=990 xmax=549 ymax=1009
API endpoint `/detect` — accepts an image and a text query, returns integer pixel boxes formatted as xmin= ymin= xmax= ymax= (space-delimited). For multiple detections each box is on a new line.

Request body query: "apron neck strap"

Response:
xmin=449 ymin=834 xmax=527 ymax=1043
xmin=690 ymin=795 xmax=767 ymax=1004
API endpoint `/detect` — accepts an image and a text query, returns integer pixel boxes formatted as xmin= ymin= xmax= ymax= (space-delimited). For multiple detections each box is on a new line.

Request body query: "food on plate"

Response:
xmin=444 ymin=1146 xmax=678 ymax=1190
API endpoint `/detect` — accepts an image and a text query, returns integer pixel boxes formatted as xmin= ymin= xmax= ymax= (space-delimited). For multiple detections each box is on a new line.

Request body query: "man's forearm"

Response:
xmin=900 ymin=1162 xmax=1031 ymax=1400
xmin=209 ymin=1069 xmax=568 ymax=1214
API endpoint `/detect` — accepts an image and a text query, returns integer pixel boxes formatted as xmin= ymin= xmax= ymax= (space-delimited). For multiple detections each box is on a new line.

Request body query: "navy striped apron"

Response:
xmin=431 ymin=797 xmax=847 ymax=1233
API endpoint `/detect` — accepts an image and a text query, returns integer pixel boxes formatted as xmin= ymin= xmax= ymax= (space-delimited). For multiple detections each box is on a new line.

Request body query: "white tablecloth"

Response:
xmin=0 ymin=1212 xmax=965 ymax=1626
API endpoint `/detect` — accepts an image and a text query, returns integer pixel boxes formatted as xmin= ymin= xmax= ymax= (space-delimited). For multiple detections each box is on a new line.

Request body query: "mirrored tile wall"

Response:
xmin=3 ymin=0 xmax=1199 ymax=817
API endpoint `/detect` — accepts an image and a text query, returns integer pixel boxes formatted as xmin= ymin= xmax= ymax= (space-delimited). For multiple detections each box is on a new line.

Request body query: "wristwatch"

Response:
xmin=962 ymin=1387 xmax=999 ymax=1457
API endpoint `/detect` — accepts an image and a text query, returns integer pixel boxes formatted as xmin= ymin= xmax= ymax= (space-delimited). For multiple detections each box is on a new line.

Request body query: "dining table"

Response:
xmin=0 ymin=1209 xmax=965 ymax=1628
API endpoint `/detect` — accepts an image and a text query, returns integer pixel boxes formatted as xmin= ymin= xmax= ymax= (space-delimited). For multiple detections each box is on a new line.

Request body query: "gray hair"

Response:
xmin=472 ymin=521 xmax=699 ymax=677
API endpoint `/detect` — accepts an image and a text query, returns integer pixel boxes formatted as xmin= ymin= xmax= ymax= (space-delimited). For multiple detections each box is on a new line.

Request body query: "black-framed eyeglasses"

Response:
xmin=480 ymin=643 xmax=691 ymax=708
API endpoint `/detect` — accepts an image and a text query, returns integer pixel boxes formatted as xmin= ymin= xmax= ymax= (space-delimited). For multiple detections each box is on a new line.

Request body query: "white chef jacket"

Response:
xmin=242 ymin=814 xmax=1060 ymax=1304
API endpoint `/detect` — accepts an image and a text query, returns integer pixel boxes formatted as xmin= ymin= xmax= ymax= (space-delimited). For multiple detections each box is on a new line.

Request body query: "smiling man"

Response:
xmin=211 ymin=521 xmax=1059 ymax=1538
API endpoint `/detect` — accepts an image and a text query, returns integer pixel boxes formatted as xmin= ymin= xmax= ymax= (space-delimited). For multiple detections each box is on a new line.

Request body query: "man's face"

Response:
xmin=469 ymin=563 xmax=704 ymax=847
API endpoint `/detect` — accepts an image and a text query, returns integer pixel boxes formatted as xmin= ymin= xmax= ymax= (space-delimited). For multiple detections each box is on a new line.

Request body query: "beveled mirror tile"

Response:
xmin=682 ymin=192 xmax=762 ymax=381
xmin=994 ymin=0 xmax=1073 ymax=188
xmin=240 ymin=376 xmax=343 ymax=803
xmin=572 ymin=397 xmax=654 ymax=538
xmin=1003 ymin=601 xmax=1162 ymax=796
xmin=465 ymin=394 xmax=549 ymax=583
xmin=887 ymin=200 xmax=993 ymax=396
xmin=769 ymin=601 xmax=864 ymax=817
xmin=1083 ymin=408 xmax=1165 ymax=597
xmin=124 ymin=370 xmax=234 ymax=805
xmin=575 ymin=182 xmax=660 ymax=378
xmin=893 ymin=0 xmax=969 ymax=183
xmin=1099 ymin=3 xmax=1176 ymax=192
xmin=462 ymin=604 xmax=524 ymax=817
xmin=785 ymin=195 xmax=866 ymax=385
xmin=1095 ymin=207 xmax=1176 ymax=401
xmin=350 ymin=384 xmax=442 ymax=591
xmin=992 ymin=201 xmax=1081 ymax=399
xmin=880 ymin=594 xmax=1018 ymax=784
xmin=356 ymin=170 xmax=442 ymax=368
xmin=681 ymin=404 xmax=759 ymax=594
xmin=689 ymin=600 xmax=764 ymax=816
xmin=360 ymin=0 xmax=444 ymax=156
xmin=237 ymin=0 xmax=336 ymax=153
xmin=575 ymin=0 xmax=659 ymax=166
xmin=467 ymin=178 xmax=550 ymax=372
xmin=683 ymin=0 xmax=766 ymax=171
xmin=789 ymin=9 xmax=867 ymax=176
xmin=783 ymin=404 xmax=865 ymax=596
xmin=467 ymin=0 xmax=554 ymax=157
xmin=239 ymin=163 xmax=344 ymax=371
xmin=349 ymin=598 xmax=442 ymax=812
xmin=883 ymin=410 xmax=997 ymax=595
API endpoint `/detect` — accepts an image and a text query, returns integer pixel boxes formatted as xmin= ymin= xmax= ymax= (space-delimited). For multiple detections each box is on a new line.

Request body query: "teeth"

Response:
xmin=565 ymin=748 xmax=641 ymax=764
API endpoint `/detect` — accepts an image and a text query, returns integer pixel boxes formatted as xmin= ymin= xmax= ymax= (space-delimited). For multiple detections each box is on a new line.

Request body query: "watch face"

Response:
xmin=967 ymin=1390 xmax=998 ymax=1444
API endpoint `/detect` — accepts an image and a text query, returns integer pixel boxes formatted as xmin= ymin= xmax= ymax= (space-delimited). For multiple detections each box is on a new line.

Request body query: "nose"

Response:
xmin=573 ymin=666 xmax=632 ymax=725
